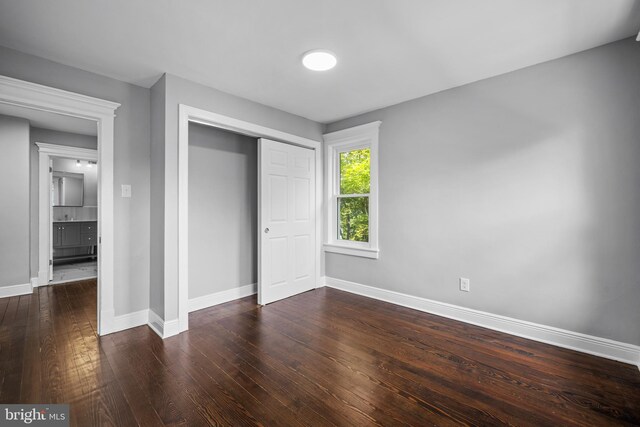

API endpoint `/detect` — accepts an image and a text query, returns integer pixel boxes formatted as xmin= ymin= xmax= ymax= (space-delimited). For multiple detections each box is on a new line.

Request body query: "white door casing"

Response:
xmin=0 ymin=74 xmax=120 ymax=336
xmin=177 ymin=104 xmax=323 ymax=334
xmin=259 ymin=138 xmax=316 ymax=305
xmin=49 ymin=159 xmax=54 ymax=281
xmin=38 ymin=143 xmax=99 ymax=284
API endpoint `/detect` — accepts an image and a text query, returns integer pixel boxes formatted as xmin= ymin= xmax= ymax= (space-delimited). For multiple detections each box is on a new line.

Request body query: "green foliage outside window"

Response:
xmin=338 ymin=149 xmax=370 ymax=242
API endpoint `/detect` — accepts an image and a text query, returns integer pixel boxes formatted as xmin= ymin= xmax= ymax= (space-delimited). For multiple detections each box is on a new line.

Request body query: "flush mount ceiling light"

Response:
xmin=302 ymin=49 xmax=337 ymax=71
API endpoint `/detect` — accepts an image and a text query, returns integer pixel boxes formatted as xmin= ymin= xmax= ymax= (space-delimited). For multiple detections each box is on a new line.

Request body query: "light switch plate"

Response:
xmin=460 ymin=277 xmax=470 ymax=292
xmin=121 ymin=184 xmax=131 ymax=198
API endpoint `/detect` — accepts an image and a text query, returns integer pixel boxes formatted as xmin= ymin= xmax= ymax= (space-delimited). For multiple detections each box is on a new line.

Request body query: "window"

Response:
xmin=324 ymin=121 xmax=380 ymax=259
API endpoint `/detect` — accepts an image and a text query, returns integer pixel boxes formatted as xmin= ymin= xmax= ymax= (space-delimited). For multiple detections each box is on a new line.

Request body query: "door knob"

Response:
xmin=264 ymin=228 xmax=270 ymax=234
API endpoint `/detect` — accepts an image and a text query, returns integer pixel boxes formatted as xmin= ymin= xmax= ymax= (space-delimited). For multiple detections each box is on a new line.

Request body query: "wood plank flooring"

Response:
xmin=0 ymin=280 xmax=639 ymax=426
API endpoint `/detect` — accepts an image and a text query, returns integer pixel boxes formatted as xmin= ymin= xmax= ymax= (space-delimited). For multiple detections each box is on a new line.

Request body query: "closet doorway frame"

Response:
xmin=0 ymin=75 xmax=120 ymax=336
xmin=176 ymin=104 xmax=323 ymax=333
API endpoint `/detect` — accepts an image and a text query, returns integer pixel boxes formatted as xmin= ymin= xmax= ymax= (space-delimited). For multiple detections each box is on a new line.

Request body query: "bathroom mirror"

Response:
xmin=52 ymin=171 xmax=84 ymax=207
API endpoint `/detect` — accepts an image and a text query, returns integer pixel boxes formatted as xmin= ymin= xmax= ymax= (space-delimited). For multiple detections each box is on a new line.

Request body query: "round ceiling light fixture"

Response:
xmin=302 ymin=49 xmax=337 ymax=71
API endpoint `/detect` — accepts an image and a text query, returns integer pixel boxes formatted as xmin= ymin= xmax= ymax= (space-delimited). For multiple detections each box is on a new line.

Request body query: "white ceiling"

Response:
xmin=0 ymin=104 xmax=97 ymax=136
xmin=0 ymin=0 xmax=638 ymax=123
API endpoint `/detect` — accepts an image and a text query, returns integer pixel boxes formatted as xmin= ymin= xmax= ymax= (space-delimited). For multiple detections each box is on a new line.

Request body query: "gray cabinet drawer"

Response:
xmin=81 ymin=223 xmax=96 ymax=233
xmin=81 ymin=233 xmax=96 ymax=245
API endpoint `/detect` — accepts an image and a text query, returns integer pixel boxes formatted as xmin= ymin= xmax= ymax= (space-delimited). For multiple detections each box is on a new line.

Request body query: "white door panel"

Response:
xmin=259 ymin=138 xmax=316 ymax=305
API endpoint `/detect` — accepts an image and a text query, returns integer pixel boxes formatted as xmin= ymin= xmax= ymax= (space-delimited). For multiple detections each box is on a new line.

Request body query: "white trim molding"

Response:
xmin=0 ymin=75 xmax=120 ymax=336
xmin=323 ymin=121 xmax=380 ymax=259
xmin=188 ymin=283 xmax=257 ymax=313
xmin=35 ymin=142 xmax=99 ymax=160
xmin=30 ymin=277 xmax=39 ymax=288
xmin=323 ymin=244 xmax=380 ymax=259
xmin=0 ymin=282 xmax=33 ymax=299
xmin=324 ymin=276 xmax=640 ymax=367
xmin=103 ymin=309 xmax=149 ymax=335
xmin=175 ymin=104 xmax=323 ymax=334
xmin=148 ymin=309 xmax=180 ymax=339
xmin=0 ymin=75 xmax=120 ymax=120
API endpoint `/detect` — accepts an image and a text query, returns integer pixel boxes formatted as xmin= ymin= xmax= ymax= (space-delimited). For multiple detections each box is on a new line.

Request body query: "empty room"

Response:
xmin=0 ymin=1 xmax=639 ymax=426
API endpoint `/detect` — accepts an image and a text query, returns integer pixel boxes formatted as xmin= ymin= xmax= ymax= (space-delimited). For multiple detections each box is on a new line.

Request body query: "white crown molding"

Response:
xmin=0 ymin=75 xmax=120 ymax=119
xmin=35 ymin=142 xmax=98 ymax=160
xmin=323 ymin=276 xmax=640 ymax=368
xmin=189 ymin=283 xmax=257 ymax=313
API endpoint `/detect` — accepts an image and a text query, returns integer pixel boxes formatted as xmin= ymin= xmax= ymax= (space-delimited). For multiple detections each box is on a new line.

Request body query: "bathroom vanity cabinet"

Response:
xmin=52 ymin=221 xmax=97 ymax=262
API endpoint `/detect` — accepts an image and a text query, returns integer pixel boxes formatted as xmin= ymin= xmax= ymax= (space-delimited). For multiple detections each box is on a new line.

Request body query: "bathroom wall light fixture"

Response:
xmin=76 ymin=160 xmax=82 ymax=167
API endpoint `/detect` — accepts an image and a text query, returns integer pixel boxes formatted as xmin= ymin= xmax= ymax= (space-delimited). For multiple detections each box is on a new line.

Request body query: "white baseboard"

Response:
xmin=188 ymin=283 xmax=257 ymax=313
xmin=110 ymin=309 xmax=149 ymax=333
xmin=37 ymin=270 xmax=48 ymax=287
xmin=147 ymin=309 xmax=164 ymax=337
xmin=0 ymin=282 xmax=33 ymax=298
xmin=49 ymin=275 xmax=98 ymax=286
xmin=31 ymin=277 xmax=39 ymax=288
xmin=148 ymin=309 xmax=180 ymax=339
xmin=324 ymin=276 xmax=640 ymax=367
xmin=163 ymin=318 xmax=180 ymax=337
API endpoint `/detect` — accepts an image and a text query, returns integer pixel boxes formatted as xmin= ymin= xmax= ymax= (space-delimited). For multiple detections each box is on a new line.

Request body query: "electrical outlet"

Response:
xmin=460 ymin=277 xmax=470 ymax=292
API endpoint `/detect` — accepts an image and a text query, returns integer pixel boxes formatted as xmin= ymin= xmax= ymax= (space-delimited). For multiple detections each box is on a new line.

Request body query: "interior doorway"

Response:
xmin=37 ymin=142 xmax=99 ymax=287
xmin=49 ymin=155 xmax=99 ymax=284
xmin=0 ymin=74 xmax=120 ymax=335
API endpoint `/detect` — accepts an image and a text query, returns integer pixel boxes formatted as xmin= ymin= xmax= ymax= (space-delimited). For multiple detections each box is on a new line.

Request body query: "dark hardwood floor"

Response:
xmin=0 ymin=280 xmax=639 ymax=426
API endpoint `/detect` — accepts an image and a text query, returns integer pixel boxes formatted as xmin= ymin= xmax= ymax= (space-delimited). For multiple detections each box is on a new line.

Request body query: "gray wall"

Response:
xmin=325 ymin=38 xmax=640 ymax=345
xmin=188 ymin=123 xmax=257 ymax=299
xmin=152 ymin=73 xmax=324 ymax=321
xmin=0 ymin=45 xmax=151 ymax=315
xmin=30 ymin=127 xmax=97 ymax=278
xmin=0 ymin=115 xmax=30 ymax=288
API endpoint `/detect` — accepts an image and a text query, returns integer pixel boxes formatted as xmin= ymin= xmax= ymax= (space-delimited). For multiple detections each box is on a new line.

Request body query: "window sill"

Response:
xmin=323 ymin=244 xmax=379 ymax=259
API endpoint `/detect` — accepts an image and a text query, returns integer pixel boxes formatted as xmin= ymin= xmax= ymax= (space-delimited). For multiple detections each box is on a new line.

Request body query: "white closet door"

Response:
xmin=258 ymin=138 xmax=316 ymax=305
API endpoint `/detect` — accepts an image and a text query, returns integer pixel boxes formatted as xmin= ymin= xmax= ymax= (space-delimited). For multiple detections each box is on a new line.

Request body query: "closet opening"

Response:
xmin=187 ymin=123 xmax=258 ymax=312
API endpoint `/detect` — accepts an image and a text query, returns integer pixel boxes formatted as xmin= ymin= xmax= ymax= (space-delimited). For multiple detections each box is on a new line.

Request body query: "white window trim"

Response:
xmin=323 ymin=121 xmax=380 ymax=259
